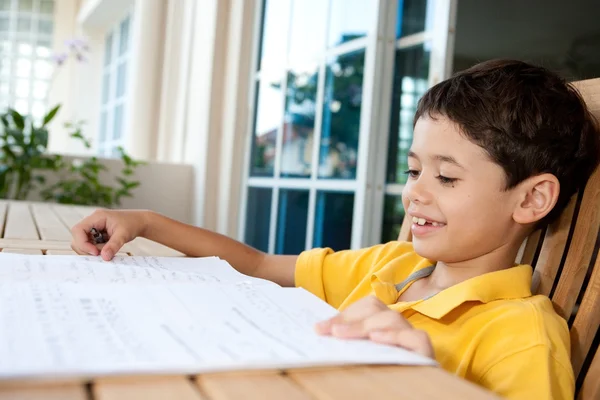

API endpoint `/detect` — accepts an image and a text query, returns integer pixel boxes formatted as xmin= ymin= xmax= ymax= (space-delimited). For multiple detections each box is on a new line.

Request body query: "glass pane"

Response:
xmin=287 ymin=0 xmax=327 ymax=64
xmin=275 ymin=189 xmax=309 ymax=254
xmin=18 ymin=42 xmax=32 ymax=55
xmin=19 ymin=0 xmax=33 ymax=12
xmin=34 ymin=59 xmax=52 ymax=78
xmin=0 ymin=81 xmax=8 ymax=94
xmin=318 ymin=49 xmax=364 ymax=179
xmin=381 ymin=195 xmax=405 ymax=243
xmin=101 ymin=73 xmax=110 ymax=104
xmin=36 ymin=36 xmax=50 ymax=48
xmin=14 ymin=98 xmax=28 ymax=115
xmin=17 ymin=17 xmax=31 ymax=33
xmin=258 ymin=0 xmax=290 ymax=75
xmin=15 ymin=79 xmax=28 ymax=97
xmin=280 ymin=64 xmax=317 ymax=178
xmin=99 ymin=110 xmax=108 ymax=143
xmin=32 ymin=80 xmax=47 ymax=99
xmin=112 ymin=104 xmax=123 ymax=140
xmin=116 ymin=61 xmax=127 ymax=97
xmin=31 ymin=101 xmax=44 ymax=119
xmin=244 ymin=187 xmax=273 ymax=252
xmin=119 ymin=17 xmax=130 ymax=56
xmin=250 ymin=78 xmax=282 ymax=177
xmin=16 ymin=58 xmax=31 ymax=77
xmin=38 ymin=20 xmax=52 ymax=35
xmin=35 ymin=45 xmax=50 ymax=57
xmin=0 ymin=0 xmax=11 ymax=11
xmin=0 ymin=17 xmax=9 ymax=31
xmin=313 ymin=191 xmax=354 ymax=251
xmin=40 ymin=1 xmax=54 ymax=14
xmin=328 ymin=0 xmax=376 ymax=47
xmin=396 ymin=0 xmax=432 ymax=38
xmin=104 ymin=32 xmax=113 ymax=66
xmin=386 ymin=44 xmax=430 ymax=184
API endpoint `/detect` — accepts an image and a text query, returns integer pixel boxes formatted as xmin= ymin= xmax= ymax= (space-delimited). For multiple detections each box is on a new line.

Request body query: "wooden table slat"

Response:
xmin=4 ymin=203 xmax=39 ymax=240
xmin=0 ymin=385 xmax=87 ymax=400
xmin=0 ymin=239 xmax=73 ymax=251
xmin=93 ymin=377 xmax=205 ymax=400
xmin=30 ymin=204 xmax=72 ymax=241
xmin=1 ymin=248 xmax=43 ymax=254
xmin=197 ymin=372 xmax=314 ymax=400
xmin=51 ymin=205 xmax=86 ymax=230
xmin=45 ymin=250 xmax=78 ymax=255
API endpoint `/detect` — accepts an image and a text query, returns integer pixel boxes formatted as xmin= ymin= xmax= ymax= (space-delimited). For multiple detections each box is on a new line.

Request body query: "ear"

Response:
xmin=512 ymin=174 xmax=560 ymax=225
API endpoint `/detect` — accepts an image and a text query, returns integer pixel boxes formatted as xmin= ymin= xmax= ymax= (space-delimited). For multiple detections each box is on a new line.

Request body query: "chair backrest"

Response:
xmin=397 ymin=78 xmax=600 ymax=399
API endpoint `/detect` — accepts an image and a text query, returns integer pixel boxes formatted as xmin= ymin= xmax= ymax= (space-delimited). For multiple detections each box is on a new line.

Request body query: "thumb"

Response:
xmin=100 ymin=234 xmax=127 ymax=261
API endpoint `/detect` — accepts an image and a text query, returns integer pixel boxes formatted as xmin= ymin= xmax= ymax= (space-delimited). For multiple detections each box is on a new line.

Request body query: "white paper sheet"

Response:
xmin=0 ymin=254 xmax=435 ymax=380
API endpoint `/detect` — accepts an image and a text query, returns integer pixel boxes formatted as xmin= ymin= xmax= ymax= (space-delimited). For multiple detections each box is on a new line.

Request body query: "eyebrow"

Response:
xmin=407 ymin=151 xmax=466 ymax=169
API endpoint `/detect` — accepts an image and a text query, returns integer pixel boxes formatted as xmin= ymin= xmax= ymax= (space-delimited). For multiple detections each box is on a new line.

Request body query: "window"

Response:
xmin=243 ymin=0 xmax=455 ymax=252
xmin=98 ymin=14 xmax=131 ymax=157
xmin=0 ymin=0 xmax=54 ymax=120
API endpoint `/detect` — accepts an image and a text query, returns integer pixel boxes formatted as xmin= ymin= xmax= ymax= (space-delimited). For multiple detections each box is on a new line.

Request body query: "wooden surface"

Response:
xmin=0 ymin=200 xmax=498 ymax=400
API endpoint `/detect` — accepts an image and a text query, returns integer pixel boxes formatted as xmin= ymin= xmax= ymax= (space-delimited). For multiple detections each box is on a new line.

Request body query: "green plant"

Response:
xmin=0 ymin=106 xmax=62 ymax=200
xmin=40 ymin=120 xmax=145 ymax=207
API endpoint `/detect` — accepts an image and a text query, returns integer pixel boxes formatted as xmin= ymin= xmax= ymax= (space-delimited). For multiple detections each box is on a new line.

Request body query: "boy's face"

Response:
xmin=402 ymin=115 xmax=522 ymax=263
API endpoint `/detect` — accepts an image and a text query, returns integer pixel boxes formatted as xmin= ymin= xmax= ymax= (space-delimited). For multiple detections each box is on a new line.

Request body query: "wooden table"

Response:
xmin=0 ymin=200 xmax=499 ymax=400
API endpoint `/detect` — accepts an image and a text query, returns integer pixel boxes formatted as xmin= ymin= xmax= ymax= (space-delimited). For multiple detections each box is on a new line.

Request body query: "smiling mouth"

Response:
xmin=411 ymin=216 xmax=446 ymax=227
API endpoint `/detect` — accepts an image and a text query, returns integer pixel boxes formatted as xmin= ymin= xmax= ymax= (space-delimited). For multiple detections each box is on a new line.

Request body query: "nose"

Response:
xmin=402 ymin=176 xmax=432 ymax=205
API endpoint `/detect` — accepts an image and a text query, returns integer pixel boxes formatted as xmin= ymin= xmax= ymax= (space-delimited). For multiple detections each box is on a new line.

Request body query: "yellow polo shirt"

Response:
xmin=295 ymin=241 xmax=574 ymax=400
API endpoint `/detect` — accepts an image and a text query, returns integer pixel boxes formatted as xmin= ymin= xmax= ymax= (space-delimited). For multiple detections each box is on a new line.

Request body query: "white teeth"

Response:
xmin=411 ymin=216 xmax=443 ymax=226
xmin=432 ymin=222 xmax=439 ymax=227
xmin=418 ymin=218 xmax=426 ymax=226
xmin=412 ymin=216 xmax=419 ymax=224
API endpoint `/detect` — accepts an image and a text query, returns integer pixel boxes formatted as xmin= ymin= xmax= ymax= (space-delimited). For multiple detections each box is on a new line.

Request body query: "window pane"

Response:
xmin=0 ymin=17 xmax=9 ymax=31
xmin=16 ymin=58 xmax=31 ymax=77
xmin=31 ymin=101 xmax=44 ymax=120
xmin=328 ymin=0 xmax=375 ymax=47
xmin=318 ymin=49 xmax=364 ymax=179
xmin=14 ymin=98 xmax=28 ymax=115
xmin=34 ymin=59 xmax=52 ymax=78
xmin=99 ymin=111 xmax=108 ymax=143
xmin=396 ymin=0 xmax=432 ymax=38
xmin=275 ymin=189 xmax=309 ymax=254
xmin=32 ymin=80 xmax=47 ymax=99
xmin=15 ymin=79 xmax=29 ymax=97
xmin=250 ymin=78 xmax=282 ymax=177
xmin=19 ymin=0 xmax=33 ymax=12
xmin=40 ymin=1 xmax=54 ymax=14
xmin=101 ymin=73 xmax=110 ymax=104
xmin=0 ymin=1 xmax=11 ymax=11
xmin=113 ymin=104 xmax=123 ymax=140
xmin=381 ymin=195 xmax=405 ymax=243
xmin=35 ymin=45 xmax=50 ymax=57
xmin=18 ymin=42 xmax=32 ymax=56
xmin=17 ymin=17 xmax=31 ymax=33
xmin=287 ymin=0 xmax=327 ymax=64
xmin=280 ymin=64 xmax=317 ymax=178
xmin=386 ymin=44 xmax=430 ymax=184
xmin=119 ymin=17 xmax=130 ymax=56
xmin=313 ymin=191 xmax=354 ymax=251
xmin=258 ymin=0 xmax=290 ymax=75
xmin=104 ymin=33 xmax=113 ymax=66
xmin=245 ymin=187 xmax=272 ymax=252
xmin=38 ymin=20 xmax=52 ymax=35
xmin=116 ymin=61 xmax=127 ymax=97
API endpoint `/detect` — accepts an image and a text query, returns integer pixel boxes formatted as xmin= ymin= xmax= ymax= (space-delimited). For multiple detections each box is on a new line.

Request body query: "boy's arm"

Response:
xmin=71 ymin=210 xmax=298 ymax=287
xmin=143 ymin=212 xmax=298 ymax=287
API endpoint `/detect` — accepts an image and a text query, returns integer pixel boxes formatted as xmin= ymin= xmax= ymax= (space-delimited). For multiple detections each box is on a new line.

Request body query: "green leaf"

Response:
xmin=8 ymin=109 xmax=25 ymax=130
xmin=42 ymin=104 xmax=61 ymax=127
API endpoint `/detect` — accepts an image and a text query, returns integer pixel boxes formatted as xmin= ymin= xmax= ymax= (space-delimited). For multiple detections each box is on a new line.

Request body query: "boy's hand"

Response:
xmin=315 ymin=296 xmax=434 ymax=359
xmin=71 ymin=209 xmax=150 ymax=261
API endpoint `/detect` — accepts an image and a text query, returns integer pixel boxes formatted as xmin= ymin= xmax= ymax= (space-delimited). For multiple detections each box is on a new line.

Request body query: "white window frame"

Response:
xmin=0 ymin=0 xmax=54 ymax=121
xmin=239 ymin=0 xmax=457 ymax=252
xmin=97 ymin=11 xmax=133 ymax=157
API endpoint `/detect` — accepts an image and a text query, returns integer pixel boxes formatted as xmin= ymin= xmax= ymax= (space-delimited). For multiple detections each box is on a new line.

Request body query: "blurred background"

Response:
xmin=1 ymin=0 xmax=598 ymax=253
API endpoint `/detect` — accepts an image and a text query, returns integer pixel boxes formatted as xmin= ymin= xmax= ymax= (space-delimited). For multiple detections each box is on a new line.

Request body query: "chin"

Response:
xmin=411 ymin=239 xmax=443 ymax=262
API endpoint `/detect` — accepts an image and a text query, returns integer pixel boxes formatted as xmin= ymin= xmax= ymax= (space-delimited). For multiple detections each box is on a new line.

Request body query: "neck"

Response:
xmin=428 ymin=241 xmax=522 ymax=290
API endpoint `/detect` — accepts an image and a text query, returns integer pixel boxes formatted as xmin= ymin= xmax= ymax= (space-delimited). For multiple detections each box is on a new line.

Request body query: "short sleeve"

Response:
xmin=295 ymin=242 xmax=415 ymax=309
xmin=477 ymin=345 xmax=574 ymax=400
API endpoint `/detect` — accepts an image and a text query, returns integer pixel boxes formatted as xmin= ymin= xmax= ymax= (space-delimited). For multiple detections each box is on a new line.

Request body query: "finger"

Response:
xmin=70 ymin=214 xmax=108 ymax=256
xmin=70 ymin=231 xmax=100 ymax=256
xmin=100 ymin=233 xmax=127 ymax=261
xmin=369 ymin=329 xmax=434 ymax=358
xmin=315 ymin=296 xmax=387 ymax=335
xmin=331 ymin=309 xmax=411 ymax=339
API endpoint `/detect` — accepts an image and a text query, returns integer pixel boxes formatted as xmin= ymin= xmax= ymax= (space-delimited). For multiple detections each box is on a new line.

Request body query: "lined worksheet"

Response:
xmin=0 ymin=254 xmax=435 ymax=379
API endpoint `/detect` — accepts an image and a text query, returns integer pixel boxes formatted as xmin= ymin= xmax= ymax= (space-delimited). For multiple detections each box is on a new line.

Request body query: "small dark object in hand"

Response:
xmin=90 ymin=228 xmax=106 ymax=244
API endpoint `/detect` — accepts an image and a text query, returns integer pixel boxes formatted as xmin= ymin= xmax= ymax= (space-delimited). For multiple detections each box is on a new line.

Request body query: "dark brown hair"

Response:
xmin=415 ymin=59 xmax=600 ymax=225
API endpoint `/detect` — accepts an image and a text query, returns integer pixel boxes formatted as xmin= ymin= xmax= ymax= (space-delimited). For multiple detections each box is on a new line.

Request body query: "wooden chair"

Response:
xmin=397 ymin=78 xmax=600 ymax=399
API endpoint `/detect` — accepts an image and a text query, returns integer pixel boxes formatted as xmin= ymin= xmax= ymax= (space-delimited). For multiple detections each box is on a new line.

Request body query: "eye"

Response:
xmin=437 ymin=175 xmax=458 ymax=186
xmin=403 ymin=169 xmax=420 ymax=179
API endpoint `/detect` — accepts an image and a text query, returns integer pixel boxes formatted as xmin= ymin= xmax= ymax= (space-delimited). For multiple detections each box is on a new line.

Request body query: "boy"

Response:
xmin=71 ymin=60 xmax=600 ymax=399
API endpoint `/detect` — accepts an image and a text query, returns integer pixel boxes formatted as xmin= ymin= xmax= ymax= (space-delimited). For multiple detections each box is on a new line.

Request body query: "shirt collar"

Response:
xmin=410 ymin=265 xmax=534 ymax=319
